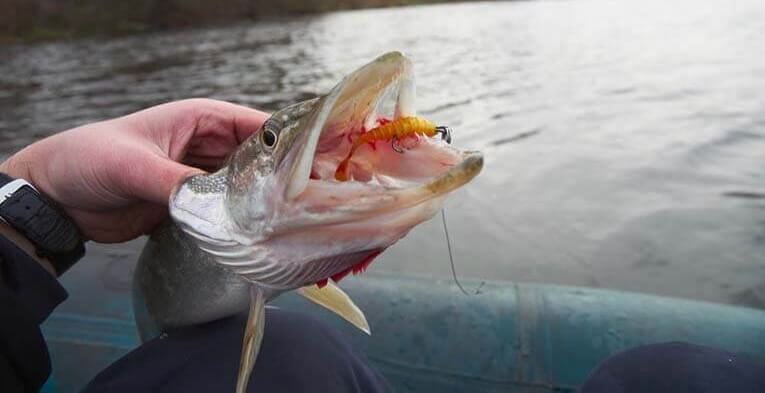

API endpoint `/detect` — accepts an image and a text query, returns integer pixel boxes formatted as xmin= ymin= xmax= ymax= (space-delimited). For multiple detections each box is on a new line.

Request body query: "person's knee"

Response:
xmin=84 ymin=309 xmax=390 ymax=393
xmin=580 ymin=342 xmax=765 ymax=393
xmin=250 ymin=308 xmax=391 ymax=392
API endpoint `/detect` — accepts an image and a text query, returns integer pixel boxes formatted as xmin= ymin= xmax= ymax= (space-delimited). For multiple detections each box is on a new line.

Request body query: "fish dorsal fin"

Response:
xmin=297 ymin=281 xmax=371 ymax=335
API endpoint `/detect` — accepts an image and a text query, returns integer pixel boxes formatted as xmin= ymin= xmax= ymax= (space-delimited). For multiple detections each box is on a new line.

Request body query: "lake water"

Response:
xmin=1 ymin=0 xmax=764 ymax=309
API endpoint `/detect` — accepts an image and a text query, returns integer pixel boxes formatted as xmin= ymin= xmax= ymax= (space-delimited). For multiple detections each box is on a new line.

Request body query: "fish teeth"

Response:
xmin=395 ymin=74 xmax=416 ymax=118
xmin=363 ymin=85 xmax=393 ymax=129
xmin=363 ymin=111 xmax=379 ymax=131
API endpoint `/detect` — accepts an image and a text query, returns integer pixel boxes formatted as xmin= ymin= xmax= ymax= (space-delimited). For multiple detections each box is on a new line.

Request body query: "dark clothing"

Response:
xmin=3 ymin=232 xmax=764 ymax=393
xmin=0 ymin=234 xmax=389 ymax=393
xmin=0 ymin=234 xmax=67 ymax=393
xmin=580 ymin=341 xmax=765 ymax=393
xmin=84 ymin=310 xmax=390 ymax=392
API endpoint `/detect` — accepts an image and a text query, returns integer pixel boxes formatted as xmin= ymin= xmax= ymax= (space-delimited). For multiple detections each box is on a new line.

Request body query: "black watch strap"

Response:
xmin=0 ymin=173 xmax=85 ymax=275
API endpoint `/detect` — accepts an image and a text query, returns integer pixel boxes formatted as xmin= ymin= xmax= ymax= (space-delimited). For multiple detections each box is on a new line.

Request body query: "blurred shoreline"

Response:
xmin=0 ymin=0 xmax=491 ymax=44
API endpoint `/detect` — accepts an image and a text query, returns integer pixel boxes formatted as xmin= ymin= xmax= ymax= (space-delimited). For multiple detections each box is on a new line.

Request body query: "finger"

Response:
xmin=181 ymin=98 xmax=269 ymax=143
xmin=68 ymin=203 xmax=168 ymax=243
xmin=128 ymin=99 xmax=269 ymax=160
xmin=187 ymin=134 xmax=240 ymax=157
xmin=126 ymin=153 xmax=205 ymax=206
xmin=219 ymin=101 xmax=270 ymax=143
xmin=183 ymin=154 xmax=229 ymax=171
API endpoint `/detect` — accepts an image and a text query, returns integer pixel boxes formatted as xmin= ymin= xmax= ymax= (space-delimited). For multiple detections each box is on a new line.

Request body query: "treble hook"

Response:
xmin=391 ymin=125 xmax=452 ymax=154
xmin=435 ymin=126 xmax=452 ymax=144
xmin=391 ymin=136 xmax=405 ymax=153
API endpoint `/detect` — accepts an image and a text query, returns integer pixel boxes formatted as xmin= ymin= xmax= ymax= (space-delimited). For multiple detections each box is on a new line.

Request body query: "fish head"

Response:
xmin=170 ymin=52 xmax=483 ymax=291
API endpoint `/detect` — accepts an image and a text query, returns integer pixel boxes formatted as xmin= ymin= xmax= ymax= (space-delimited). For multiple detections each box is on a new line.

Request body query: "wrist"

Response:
xmin=0 ymin=220 xmax=57 ymax=277
xmin=0 ymin=152 xmax=34 ymax=186
xmin=0 ymin=164 xmax=86 ymax=276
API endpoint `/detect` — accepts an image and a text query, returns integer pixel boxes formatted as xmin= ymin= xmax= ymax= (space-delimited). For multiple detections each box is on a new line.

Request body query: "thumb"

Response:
xmin=130 ymin=154 xmax=205 ymax=206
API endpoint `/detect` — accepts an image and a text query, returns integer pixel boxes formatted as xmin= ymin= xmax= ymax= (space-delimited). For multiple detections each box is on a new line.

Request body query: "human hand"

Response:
xmin=0 ymin=99 xmax=268 ymax=243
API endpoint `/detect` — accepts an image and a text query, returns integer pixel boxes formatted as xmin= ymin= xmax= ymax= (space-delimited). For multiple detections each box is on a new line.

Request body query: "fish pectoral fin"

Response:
xmin=236 ymin=286 xmax=266 ymax=393
xmin=297 ymin=280 xmax=371 ymax=335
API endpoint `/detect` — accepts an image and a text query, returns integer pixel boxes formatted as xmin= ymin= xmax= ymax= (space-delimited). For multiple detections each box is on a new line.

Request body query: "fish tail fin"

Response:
xmin=235 ymin=286 xmax=266 ymax=393
xmin=297 ymin=280 xmax=371 ymax=335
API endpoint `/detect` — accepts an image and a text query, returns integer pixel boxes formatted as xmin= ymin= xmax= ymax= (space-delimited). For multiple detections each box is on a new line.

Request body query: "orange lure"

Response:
xmin=334 ymin=116 xmax=452 ymax=181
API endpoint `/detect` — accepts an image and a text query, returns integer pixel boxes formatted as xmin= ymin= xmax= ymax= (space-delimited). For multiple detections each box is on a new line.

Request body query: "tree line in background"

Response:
xmin=0 ymin=0 xmax=468 ymax=42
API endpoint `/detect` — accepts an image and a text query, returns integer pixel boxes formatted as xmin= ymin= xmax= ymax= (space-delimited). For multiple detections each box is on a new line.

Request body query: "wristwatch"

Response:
xmin=0 ymin=173 xmax=85 ymax=275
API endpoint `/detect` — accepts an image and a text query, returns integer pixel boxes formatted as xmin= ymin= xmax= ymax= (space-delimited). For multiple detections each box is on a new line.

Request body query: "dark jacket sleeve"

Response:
xmin=0 ymin=234 xmax=68 ymax=393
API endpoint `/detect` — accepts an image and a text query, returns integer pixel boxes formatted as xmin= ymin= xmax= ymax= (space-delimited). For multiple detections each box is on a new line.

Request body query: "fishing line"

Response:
xmin=441 ymin=208 xmax=484 ymax=296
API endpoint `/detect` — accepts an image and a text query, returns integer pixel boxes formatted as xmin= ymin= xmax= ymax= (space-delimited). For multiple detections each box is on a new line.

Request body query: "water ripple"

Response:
xmin=1 ymin=0 xmax=765 ymax=308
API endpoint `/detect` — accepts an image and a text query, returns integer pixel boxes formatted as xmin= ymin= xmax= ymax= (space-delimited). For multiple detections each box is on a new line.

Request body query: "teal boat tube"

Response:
xmin=42 ymin=271 xmax=765 ymax=392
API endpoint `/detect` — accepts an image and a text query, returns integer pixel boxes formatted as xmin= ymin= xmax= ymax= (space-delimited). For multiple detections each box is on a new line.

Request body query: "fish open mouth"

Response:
xmin=168 ymin=52 xmax=484 ymax=294
xmin=282 ymin=52 xmax=483 ymax=220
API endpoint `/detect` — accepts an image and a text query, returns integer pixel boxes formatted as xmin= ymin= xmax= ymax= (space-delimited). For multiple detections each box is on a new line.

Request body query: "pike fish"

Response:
xmin=133 ymin=52 xmax=483 ymax=393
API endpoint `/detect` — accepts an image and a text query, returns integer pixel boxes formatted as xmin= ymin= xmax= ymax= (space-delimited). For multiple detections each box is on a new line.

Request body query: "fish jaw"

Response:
xmin=275 ymin=51 xmax=483 ymax=229
xmin=281 ymin=51 xmax=417 ymax=200
xmin=170 ymin=51 xmax=483 ymax=291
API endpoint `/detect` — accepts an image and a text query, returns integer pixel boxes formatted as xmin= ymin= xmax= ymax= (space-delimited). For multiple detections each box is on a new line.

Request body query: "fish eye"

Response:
xmin=261 ymin=129 xmax=278 ymax=148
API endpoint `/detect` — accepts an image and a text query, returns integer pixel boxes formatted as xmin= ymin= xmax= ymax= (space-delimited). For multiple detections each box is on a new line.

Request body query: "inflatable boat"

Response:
xmin=40 ymin=262 xmax=765 ymax=393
